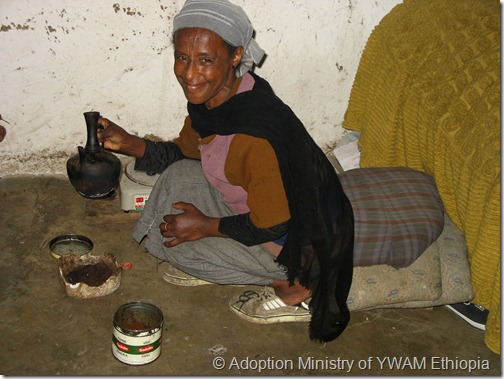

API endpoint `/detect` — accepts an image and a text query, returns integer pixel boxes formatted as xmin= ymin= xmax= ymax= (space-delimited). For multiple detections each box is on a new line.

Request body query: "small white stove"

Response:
xmin=119 ymin=158 xmax=160 ymax=212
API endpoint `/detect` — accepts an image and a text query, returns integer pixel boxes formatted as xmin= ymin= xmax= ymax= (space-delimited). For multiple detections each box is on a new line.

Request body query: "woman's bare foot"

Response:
xmin=269 ymin=280 xmax=311 ymax=305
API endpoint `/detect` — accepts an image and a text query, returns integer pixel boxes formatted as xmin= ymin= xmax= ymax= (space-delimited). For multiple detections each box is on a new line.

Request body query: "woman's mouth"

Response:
xmin=184 ymin=82 xmax=205 ymax=92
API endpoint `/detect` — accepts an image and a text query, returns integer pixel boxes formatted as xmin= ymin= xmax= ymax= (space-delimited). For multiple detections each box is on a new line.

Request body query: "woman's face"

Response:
xmin=174 ymin=28 xmax=243 ymax=109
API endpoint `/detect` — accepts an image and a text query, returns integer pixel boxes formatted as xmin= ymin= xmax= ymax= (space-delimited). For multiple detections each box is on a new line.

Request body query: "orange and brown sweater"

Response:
xmin=135 ymin=73 xmax=290 ymax=247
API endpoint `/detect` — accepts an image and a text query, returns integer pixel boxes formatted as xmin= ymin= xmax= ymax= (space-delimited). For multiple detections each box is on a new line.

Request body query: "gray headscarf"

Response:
xmin=173 ymin=0 xmax=265 ymax=77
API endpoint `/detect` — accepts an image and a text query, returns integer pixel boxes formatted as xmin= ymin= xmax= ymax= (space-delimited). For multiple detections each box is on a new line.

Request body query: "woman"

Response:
xmin=98 ymin=0 xmax=354 ymax=343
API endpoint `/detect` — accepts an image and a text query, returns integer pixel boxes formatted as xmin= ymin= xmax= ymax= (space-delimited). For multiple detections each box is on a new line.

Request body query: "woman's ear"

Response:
xmin=232 ymin=46 xmax=244 ymax=68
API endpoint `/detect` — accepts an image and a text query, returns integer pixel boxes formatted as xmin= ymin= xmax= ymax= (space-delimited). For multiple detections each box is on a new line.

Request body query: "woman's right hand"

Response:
xmin=97 ymin=117 xmax=146 ymax=158
xmin=97 ymin=117 xmax=130 ymax=152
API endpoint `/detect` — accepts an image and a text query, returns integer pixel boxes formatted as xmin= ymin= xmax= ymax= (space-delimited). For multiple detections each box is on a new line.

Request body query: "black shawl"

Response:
xmin=188 ymin=73 xmax=354 ymax=342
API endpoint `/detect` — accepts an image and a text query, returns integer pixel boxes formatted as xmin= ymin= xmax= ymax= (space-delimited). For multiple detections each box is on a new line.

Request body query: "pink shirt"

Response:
xmin=199 ymin=74 xmax=284 ymax=255
xmin=200 ymin=73 xmax=256 ymax=215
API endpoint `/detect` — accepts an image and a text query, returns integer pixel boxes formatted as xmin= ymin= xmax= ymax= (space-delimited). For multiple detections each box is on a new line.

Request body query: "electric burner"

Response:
xmin=118 ymin=158 xmax=160 ymax=211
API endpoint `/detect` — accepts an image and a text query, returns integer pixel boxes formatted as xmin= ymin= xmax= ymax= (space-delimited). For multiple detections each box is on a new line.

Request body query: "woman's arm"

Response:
xmin=98 ymin=116 xmax=193 ymax=173
xmin=97 ymin=117 xmax=146 ymax=158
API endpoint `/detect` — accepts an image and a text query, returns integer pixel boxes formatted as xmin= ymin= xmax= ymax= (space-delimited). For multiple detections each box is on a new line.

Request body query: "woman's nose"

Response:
xmin=183 ymin=60 xmax=198 ymax=80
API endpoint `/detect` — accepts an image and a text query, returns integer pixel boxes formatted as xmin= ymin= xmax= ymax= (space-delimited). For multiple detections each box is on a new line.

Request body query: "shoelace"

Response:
xmin=463 ymin=302 xmax=487 ymax=312
xmin=235 ymin=289 xmax=310 ymax=312
xmin=235 ymin=289 xmax=270 ymax=311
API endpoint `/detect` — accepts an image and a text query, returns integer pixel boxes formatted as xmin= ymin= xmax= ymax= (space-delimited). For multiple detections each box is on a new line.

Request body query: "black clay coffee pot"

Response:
xmin=67 ymin=111 xmax=121 ymax=198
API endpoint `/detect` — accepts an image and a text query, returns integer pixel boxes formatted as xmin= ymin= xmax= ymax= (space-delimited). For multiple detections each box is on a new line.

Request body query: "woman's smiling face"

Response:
xmin=173 ymin=28 xmax=243 ymax=109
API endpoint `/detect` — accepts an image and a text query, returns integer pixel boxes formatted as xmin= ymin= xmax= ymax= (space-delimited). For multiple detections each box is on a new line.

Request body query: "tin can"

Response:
xmin=49 ymin=234 xmax=93 ymax=259
xmin=112 ymin=302 xmax=164 ymax=365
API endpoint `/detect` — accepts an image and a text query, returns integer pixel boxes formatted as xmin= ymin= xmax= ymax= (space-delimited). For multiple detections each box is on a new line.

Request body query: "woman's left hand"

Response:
xmin=160 ymin=202 xmax=224 ymax=247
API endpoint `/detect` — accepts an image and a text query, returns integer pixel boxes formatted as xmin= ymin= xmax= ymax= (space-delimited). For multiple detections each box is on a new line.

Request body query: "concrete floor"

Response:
xmin=0 ymin=175 xmax=500 ymax=375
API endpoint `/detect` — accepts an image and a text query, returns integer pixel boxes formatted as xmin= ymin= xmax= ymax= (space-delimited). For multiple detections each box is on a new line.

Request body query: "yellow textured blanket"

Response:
xmin=343 ymin=0 xmax=500 ymax=354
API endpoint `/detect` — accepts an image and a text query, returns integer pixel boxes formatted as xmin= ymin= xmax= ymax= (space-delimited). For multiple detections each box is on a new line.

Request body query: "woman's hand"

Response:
xmin=97 ymin=117 xmax=146 ymax=158
xmin=160 ymin=202 xmax=225 ymax=247
xmin=97 ymin=117 xmax=129 ymax=151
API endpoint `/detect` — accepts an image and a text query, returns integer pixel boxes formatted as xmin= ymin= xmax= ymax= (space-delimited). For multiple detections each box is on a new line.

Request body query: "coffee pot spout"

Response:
xmin=77 ymin=145 xmax=85 ymax=163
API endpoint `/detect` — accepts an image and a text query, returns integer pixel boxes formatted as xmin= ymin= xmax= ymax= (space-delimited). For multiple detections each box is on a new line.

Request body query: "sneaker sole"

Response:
xmin=445 ymin=304 xmax=486 ymax=331
xmin=160 ymin=273 xmax=214 ymax=287
xmin=229 ymin=304 xmax=311 ymax=324
xmin=159 ymin=273 xmax=247 ymax=287
xmin=157 ymin=261 xmax=214 ymax=287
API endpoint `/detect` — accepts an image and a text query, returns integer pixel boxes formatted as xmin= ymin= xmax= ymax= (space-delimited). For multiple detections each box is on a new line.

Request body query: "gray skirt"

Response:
xmin=131 ymin=159 xmax=288 ymax=285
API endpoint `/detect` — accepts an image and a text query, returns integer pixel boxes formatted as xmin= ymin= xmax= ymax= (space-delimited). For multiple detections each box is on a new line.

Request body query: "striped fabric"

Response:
xmin=339 ymin=167 xmax=444 ymax=268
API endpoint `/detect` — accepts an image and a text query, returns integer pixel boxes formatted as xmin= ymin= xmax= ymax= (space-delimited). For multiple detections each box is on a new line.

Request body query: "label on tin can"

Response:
xmin=112 ymin=302 xmax=164 ymax=366
xmin=112 ymin=326 xmax=162 ymax=365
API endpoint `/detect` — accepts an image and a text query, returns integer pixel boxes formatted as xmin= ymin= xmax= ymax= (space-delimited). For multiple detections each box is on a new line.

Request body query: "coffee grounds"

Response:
xmin=65 ymin=261 xmax=113 ymax=287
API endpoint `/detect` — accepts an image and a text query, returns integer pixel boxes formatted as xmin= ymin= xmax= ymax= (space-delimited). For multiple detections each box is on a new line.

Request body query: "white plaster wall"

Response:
xmin=0 ymin=0 xmax=401 ymax=176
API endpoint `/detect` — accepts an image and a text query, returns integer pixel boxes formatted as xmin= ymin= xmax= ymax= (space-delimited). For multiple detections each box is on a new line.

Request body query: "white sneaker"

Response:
xmin=157 ymin=261 xmax=213 ymax=287
xmin=229 ymin=287 xmax=311 ymax=324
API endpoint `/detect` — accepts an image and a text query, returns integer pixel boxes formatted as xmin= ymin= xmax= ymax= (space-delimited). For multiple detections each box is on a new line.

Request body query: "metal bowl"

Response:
xmin=49 ymin=234 xmax=94 ymax=259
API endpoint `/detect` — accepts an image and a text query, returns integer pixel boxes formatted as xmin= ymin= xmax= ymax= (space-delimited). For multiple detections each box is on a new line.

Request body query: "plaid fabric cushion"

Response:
xmin=339 ymin=167 xmax=444 ymax=268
